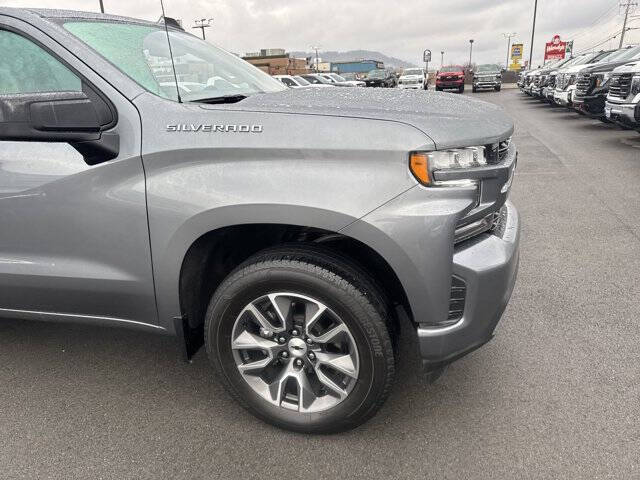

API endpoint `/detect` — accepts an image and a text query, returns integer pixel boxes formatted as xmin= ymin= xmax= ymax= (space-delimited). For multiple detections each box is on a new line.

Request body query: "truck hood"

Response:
xmin=612 ymin=60 xmax=640 ymax=74
xmin=582 ymin=59 xmax=638 ymax=74
xmin=204 ymin=88 xmax=513 ymax=150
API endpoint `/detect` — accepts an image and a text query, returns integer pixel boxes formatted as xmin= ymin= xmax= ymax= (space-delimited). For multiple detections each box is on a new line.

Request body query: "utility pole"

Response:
xmin=311 ymin=45 xmax=321 ymax=72
xmin=619 ymin=1 xmax=637 ymax=48
xmin=529 ymin=0 xmax=538 ymax=67
xmin=99 ymin=0 xmax=104 ymax=13
xmin=503 ymin=32 xmax=516 ymax=68
xmin=468 ymin=39 xmax=474 ymax=68
xmin=192 ymin=18 xmax=213 ymax=40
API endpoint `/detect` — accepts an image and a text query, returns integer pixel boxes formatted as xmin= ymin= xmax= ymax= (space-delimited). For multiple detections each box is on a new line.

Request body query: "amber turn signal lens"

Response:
xmin=409 ymin=152 xmax=430 ymax=185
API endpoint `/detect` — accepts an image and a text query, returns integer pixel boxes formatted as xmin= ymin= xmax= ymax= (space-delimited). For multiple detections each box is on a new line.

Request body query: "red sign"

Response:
xmin=545 ymin=35 xmax=566 ymax=61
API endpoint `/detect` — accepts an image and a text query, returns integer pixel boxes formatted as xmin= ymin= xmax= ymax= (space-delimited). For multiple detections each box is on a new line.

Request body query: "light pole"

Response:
xmin=192 ymin=18 xmax=214 ymax=40
xmin=503 ymin=33 xmax=516 ymax=69
xmin=468 ymin=39 xmax=474 ymax=68
xmin=311 ymin=45 xmax=321 ymax=72
xmin=99 ymin=0 xmax=104 ymax=13
xmin=440 ymin=51 xmax=444 ymax=67
xmin=529 ymin=0 xmax=538 ymax=67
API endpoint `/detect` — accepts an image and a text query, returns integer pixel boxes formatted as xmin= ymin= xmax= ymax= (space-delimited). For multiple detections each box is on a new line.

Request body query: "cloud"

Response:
xmin=3 ymin=0 xmax=638 ymax=66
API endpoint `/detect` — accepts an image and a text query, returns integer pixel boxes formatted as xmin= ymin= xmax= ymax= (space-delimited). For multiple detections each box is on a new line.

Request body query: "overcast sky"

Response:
xmin=4 ymin=0 xmax=640 ymax=67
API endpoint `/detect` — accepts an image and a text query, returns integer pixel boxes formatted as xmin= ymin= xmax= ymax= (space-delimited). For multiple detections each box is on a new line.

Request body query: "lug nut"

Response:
xmin=260 ymin=328 xmax=273 ymax=338
xmin=306 ymin=338 xmax=313 ymax=345
xmin=308 ymin=352 xmax=315 ymax=360
xmin=291 ymin=329 xmax=299 ymax=336
xmin=278 ymin=336 xmax=286 ymax=344
xmin=295 ymin=359 xmax=304 ymax=367
xmin=281 ymin=351 xmax=289 ymax=358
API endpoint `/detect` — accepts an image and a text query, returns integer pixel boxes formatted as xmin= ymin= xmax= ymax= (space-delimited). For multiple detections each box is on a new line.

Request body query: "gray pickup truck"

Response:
xmin=0 ymin=8 xmax=520 ymax=433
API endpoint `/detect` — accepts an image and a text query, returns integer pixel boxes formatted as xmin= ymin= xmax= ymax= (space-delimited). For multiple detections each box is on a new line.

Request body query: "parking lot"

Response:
xmin=1 ymin=88 xmax=639 ymax=479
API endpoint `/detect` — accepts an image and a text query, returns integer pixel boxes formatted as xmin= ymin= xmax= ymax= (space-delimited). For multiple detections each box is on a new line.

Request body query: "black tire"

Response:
xmin=472 ymin=86 xmax=477 ymax=93
xmin=495 ymin=85 xmax=501 ymax=92
xmin=459 ymin=85 xmax=465 ymax=94
xmin=435 ymin=86 xmax=441 ymax=91
xmin=204 ymin=245 xmax=396 ymax=434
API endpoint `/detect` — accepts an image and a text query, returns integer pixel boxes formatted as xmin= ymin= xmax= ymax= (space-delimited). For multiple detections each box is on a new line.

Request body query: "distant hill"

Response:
xmin=289 ymin=50 xmax=416 ymax=69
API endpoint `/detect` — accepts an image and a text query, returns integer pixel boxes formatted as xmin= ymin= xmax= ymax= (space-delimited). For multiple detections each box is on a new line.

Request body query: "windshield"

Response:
xmin=302 ymin=74 xmax=330 ymax=84
xmin=293 ymin=75 xmax=311 ymax=86
xmin=477 ymin=64 xmax=500 ymax=72
xmin=368 ymin=69 xmax=386 ymax=79
xmin=617 ymin=45 xmax=640 ymax=61
xmin=441 ymin=65 xmax=463 ymax=73
xmin=63 ymin=21 xmax=285 ymax=102
xmin=329 ymin=73 xmax=346 ymax=82
xmin=402 ymin=68 xmax=423 ymax=76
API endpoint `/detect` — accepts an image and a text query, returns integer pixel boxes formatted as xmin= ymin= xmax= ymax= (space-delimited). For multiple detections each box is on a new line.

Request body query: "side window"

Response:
xmin=0 ymin=30 xmax=82 ymax=94
xmin=280 ymin=78 xmax=296 ymax=87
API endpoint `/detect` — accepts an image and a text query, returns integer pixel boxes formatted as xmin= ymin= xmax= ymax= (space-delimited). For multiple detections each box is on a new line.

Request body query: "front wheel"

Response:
xmin=495 ymin=85 xmax=501 ymax=91
xmin=205 ymin=246 xmax=396 ymax=433
xmin=459 ymin=85 xmax=465 ymax=93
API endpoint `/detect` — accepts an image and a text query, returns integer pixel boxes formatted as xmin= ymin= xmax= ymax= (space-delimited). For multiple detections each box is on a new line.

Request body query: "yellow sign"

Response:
xmin=509 ymin=62 xmax=522 ymax=72
xmin=511 ymin=43 xmax=523 ymax=60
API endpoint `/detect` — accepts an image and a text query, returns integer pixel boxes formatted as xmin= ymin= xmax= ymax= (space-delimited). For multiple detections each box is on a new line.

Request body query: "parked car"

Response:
xmin=0 ymin=7 xmax=520 ymax=434
xmin=364 ymin=69 xmax=397 ymax=87
xmin=300 ymin=73 xmax=337 ymax=87
xmin=574 ymin=45 xmax=640 ymax=120
xmin=274 ymin=74 xmax=330 ymax=89
xmin=435 ymin=65 xmax=465 ymax=93
xmin=319 ymin=72 xmax=363 ymax=87
xmin=604 ymin=60 xmax=640 ymax=130
xmin=341 ymin=72 xmax=365 ymax=82
xmin=471 ymin=64 xmax=503 ymax=92
xmin=398 ymin=68 xmax=427 ymax=90
xmin=553 ymin=51 xmax=615 ymax=107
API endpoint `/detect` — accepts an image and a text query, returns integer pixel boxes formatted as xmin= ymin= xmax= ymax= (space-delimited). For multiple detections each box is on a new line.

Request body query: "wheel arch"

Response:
xmin=168 ymin=213 xmax=414 ymax=358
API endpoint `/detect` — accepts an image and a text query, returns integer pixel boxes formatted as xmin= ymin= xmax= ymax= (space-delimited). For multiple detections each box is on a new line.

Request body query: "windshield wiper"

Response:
xmin=192 ymin=94 xmax=248 ymax=104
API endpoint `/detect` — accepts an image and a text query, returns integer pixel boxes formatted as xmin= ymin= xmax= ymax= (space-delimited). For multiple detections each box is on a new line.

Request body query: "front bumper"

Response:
xmin=474 ymin=79 xmax=500 ymax=89
xmin=398 ymin=83 xmax=423 ymax=89
xmin=605 ymin=100 xmax=640 ymax=126
xmin=417 ymin=202 xmax=520 ymax=367
xmin=554 ymin=89 xmax=573 ymax=106
xmin=574 ymin=92 xmax=607 ymax=117
xmin=437 ymin=80 xmax=464 ymax=89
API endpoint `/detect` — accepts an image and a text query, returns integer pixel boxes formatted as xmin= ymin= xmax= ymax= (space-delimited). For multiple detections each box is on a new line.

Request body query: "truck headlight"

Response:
xmin=631 ymin=75 xmax=640 ymax=96
xmin=594 ymin=72 xmax=611 ymax=88
xmin=409 ymin=147 xmax=486 ymax=187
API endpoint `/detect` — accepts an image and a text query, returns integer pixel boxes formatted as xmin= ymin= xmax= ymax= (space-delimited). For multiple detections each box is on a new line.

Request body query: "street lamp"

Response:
xmin=440 ymin=50 xmax=444 ymax=67
xmin=468 ymin=39 xmax=474 ymax=67
xmin=503 ymin=33 xmax=517 ymax=69
xmin=99 ymin=0 xmax=104 ymax=13
xmin=311 ymin=45 xmax=321 ymax=72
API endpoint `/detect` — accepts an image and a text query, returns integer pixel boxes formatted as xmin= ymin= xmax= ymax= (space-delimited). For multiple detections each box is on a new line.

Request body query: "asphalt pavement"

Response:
xmin=1 ymin=89 xmax=639 ymax=479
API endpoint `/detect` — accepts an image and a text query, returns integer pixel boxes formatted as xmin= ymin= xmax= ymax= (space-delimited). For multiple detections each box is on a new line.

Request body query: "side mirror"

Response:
xmin=0 ymin=89 xmax=119 ymax=165
xmin=469 ymin=69 xmax=474 ymax=74
xmin=502 ymin=68 xmax=506 ymax=73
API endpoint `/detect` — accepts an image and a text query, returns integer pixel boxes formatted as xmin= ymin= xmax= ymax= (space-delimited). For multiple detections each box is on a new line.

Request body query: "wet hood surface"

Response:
xmin=208 ymin=88 xmax=513 ymax=149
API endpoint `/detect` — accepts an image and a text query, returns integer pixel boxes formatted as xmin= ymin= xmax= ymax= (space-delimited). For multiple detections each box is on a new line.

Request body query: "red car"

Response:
xmin=435 ymin=65 xmax=466 ymax=93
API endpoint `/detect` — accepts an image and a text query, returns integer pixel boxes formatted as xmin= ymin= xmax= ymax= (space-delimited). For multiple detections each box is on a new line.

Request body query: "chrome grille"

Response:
xmin=609 ymin=74 xmax=632 ymax=99
xmin=547 ymin=74 xmax=556 ymax=88
xmin=576 ymin=73 xmax=592 ymax=96
xmin=485 ymin=136 xmax=512 ymax=164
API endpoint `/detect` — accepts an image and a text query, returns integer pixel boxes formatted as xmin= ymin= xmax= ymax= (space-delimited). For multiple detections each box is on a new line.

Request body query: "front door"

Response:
xmin=0 ymin=19 xmax=158 ymax=328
